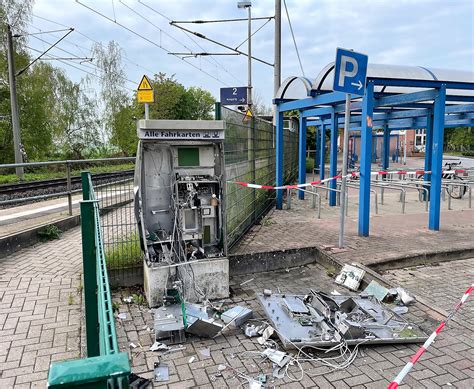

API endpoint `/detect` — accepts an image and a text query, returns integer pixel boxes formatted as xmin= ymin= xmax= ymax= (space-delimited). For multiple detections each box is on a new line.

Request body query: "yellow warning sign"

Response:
xmin=137 ymin=90 xmax=154 ymax=103
xmin=138 ymin=75 xmax=153 ymax=90
xmin=137 ymin=75 xmax=154 ymax=103
xmin=242 ymin=108 xmax=253 ymax=123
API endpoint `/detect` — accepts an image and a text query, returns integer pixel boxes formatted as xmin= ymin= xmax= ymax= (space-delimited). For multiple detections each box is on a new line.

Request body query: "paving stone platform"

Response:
xmin=114 ymin=261 xmax=473 ymax=388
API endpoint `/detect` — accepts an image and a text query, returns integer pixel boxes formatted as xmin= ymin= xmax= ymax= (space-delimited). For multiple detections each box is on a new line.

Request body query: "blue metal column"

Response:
xmin=329 ymin=111 xmax=338 ymax=206
xmin=298 ymin=115 xmax=307 ymax=199
xmin=429 ymin=85 xmax=446 ymax=231
xmin=358 ymin=82 xmax=374 ymax=237
xmin=424 ymin=111 xmax=434 ymax=183
xmin=315 ymin=127 xmax=320 ymax=173
xmin=276 ymin=108 xmax=284 ymax=209
xmin=382 ymin=125 xmax=390 ymax=170
xmin=319 ymin=123 xmax=326 ymax=180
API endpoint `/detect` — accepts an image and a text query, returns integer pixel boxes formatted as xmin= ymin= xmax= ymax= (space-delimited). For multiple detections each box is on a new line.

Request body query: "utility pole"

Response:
xmin=6 ymin=24 xmax=24 ymax=179
xmin=274 ymin=0 xmax=281 ymax=103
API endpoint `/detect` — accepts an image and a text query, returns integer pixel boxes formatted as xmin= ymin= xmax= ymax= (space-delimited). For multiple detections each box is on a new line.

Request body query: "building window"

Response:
xmin=414 ymin=129 xmax=426 ymax=152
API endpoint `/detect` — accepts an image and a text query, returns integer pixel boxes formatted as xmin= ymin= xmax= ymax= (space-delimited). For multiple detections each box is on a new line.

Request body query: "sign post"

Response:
xmin=137 ymin=75 xmax=154 ymax=119
xmin=333 ymin=48 xmax=368 ymax=248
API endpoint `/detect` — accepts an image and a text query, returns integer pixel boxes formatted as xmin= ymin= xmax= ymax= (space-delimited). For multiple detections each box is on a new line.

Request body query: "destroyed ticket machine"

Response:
xmin=134 ymin=120 xmax=229 ymax=307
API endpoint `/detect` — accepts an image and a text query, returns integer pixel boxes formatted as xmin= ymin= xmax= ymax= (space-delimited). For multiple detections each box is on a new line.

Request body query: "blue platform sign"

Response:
xmin=220 ymin=87 xmax=247 ymax=105
xmin=333 ymin=48 xmax=368 ymax=96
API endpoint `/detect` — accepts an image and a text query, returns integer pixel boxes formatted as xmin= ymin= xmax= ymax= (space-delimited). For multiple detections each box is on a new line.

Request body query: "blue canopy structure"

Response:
xmin=274 ymin=63 xmax=474 ymax=236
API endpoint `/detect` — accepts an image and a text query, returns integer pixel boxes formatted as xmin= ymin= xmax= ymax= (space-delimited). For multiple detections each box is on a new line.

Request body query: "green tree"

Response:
xmin=109 ymin=73 xmax=216 ymax=155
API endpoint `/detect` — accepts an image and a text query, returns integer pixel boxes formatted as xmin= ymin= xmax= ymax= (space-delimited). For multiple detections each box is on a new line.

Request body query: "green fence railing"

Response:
xmin=47 ymin=172 xmax=130 ymax=388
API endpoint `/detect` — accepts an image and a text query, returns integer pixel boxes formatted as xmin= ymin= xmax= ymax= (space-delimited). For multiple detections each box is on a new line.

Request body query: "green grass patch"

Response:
xmin=306 ymin=157 xmax=314 ymax=173
xmin=0 ymin=162 xmax=135 ymax=185
xmin=105 ymin=233 xmax=143 ymax=269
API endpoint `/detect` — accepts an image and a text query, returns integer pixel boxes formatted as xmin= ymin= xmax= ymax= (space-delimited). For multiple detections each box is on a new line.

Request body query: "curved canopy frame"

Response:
xmin=274 ymin=63 xmax=474 ymax=237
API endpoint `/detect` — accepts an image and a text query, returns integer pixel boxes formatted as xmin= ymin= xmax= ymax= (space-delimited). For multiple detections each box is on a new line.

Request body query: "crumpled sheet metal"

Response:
xmin=257 ymin=292 xmax=428 ymax=350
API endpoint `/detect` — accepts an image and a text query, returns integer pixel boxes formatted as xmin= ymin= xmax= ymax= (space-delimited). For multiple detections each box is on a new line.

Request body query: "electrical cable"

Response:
xmin=32 ymin=13 xmax=157 ymax=75
xmin=283 ymin=0 xmax=305 ymax=77
xmin=28 ymin=33 xmax=137 ymax=86
xmin=75 ymin=0 xmax=229 ymax=86
xmin=137 ymin=0 xmax=245 ymax=85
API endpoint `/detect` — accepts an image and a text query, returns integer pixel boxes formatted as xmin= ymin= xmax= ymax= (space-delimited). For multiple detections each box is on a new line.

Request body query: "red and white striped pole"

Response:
xmin=388 ymin=283 xmax=474 ymax=389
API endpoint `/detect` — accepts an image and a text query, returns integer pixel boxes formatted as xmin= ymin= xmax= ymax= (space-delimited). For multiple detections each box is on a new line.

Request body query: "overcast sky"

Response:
xmin=28 ymin=0 xmax=473 ymax=105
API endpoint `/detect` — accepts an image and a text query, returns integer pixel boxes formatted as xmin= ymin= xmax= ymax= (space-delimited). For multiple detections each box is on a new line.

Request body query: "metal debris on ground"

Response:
xmin=221 ymin=306 xmax=253 ymax=327
xmin=363 ymin=280 xmax=389 ymax=302
xmin=153 ymin=362 xmax=169 ymax=382
xmin=257 ymin=290 xmax=428 ymax=350
xmin=154 ymin=290 xmax=253 ymax=342
xmin=335 ymin=264 xmax=366 ymax=290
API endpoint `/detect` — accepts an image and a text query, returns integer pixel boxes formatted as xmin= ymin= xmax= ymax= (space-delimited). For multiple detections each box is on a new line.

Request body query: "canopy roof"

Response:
xmin=276 ymin=63 xmax=474 ymax=100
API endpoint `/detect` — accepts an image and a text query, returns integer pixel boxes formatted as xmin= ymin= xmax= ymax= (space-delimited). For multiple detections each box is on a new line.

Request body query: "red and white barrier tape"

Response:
xmin=388 ymin=283 xmax=474 ymax=389
xmin=229 ymin=169 xmax=465 ymax=191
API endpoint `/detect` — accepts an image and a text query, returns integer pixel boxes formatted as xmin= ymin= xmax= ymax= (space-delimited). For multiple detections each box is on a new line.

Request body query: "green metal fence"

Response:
xmin=47 ymin=172 xmax=130 ymax=388
xmin=222 ymin=106 xmax=298 ymax=248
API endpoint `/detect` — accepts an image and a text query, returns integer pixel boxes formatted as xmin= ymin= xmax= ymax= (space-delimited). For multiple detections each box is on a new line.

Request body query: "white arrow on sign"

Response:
xmin=239 ymin=97 xmax=245 ymax=102
xmin=351 ymin=80 xmax=363 ymax=90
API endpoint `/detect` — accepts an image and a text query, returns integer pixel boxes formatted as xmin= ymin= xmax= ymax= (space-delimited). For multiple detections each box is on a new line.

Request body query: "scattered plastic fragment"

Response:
xmin=118 ymin=313 xmax=127 ymax=320
xmin=199 ymin=348 xmax=211 ymax=358
xmin=396 ymin=287 xmax=415 ymax=305
xmin=129 ymin=342 xmax=137 ymax=349
xmin=257 ymin=326 xmax=274 ymax=345
xmin=240 ymin=278 xmax=254 ymax=286
xmin=257 ymin=374 xmax=267 ymax=384
xmin=188 ymin=356 xmax=196 ymax=364
xmin=150 ymin=342 xmax=169 ymax=352
xmin=263 ymin=289 xmax=272 ymax=297
xmin=217 ymin=364 xmax=227 ymax=371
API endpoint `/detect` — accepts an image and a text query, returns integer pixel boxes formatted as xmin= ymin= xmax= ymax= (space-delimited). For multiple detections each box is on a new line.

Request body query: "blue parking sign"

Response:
xmin=333 ymin=48 xmax=368 ymax=96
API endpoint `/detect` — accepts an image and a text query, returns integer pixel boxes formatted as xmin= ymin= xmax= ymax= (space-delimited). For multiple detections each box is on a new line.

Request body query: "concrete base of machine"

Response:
xmin=143 ymin=258 xmax=229 ymax=308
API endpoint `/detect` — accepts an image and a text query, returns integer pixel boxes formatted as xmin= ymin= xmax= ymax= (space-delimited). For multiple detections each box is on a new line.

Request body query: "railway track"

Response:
xmin=0 ymin=169 xmax=134 ymax=196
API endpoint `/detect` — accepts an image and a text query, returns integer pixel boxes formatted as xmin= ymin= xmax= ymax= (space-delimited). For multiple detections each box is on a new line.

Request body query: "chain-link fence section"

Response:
xmin=222 ymin=106 xmax=298 ymax=248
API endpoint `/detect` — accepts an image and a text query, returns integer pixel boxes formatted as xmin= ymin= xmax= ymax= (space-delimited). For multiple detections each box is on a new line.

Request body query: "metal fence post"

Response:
xmin=66 ymin=162 xmax=73 ymax=216
xmin=80 ymin=171 xmax=100 ymax=358
xmin=81 ymin=171 xmax=91 ymax=200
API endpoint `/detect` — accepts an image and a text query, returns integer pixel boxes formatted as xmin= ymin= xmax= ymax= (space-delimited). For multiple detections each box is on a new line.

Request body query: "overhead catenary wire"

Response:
xmin=32 ymin=12 xmax=157 ymax=75
xmin=283 ymin=0 xmax=305 ymax=77
xmin=17 ymin=28 xmax=74 ymax=76
xmin=137 ymin=0 xmax=245 ymax=85
xmin=28 ymin=33 xmax=137 ymax=86
xmin=26 ymin=46 xmax=135 ymax=92
xmin=75 ymin=0 xmax=229 ymax=86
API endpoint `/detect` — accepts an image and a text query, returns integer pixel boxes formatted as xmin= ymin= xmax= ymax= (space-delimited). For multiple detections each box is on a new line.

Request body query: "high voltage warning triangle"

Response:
xmin=242 ymin=108 xmax=253 ymax=123
xmin=138 ymin=75 xmax=153 ymax=90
